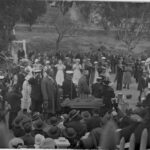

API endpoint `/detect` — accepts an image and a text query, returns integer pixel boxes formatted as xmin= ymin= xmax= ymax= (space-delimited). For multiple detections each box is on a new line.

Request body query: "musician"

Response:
xmin=62 ymin=71 xmax=77 ymax=100
xmin=28 ymin=69 xmax=43 ymax=113
xmin=92 ymin=76 xmax=103 ymax=98
xmin=115 ymin=60 xmax=124 ymax=90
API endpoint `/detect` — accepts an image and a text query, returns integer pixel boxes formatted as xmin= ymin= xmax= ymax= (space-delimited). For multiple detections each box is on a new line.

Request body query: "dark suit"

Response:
xmin=41 ymin=76 xmax=57 ymax=114
xmin=29 ymin=77 xmax=43 ymax=113
xmin=62 ymin=78 xmax=77 ymax=99
xmin=92 ymin=83 xmax=103 ymax=98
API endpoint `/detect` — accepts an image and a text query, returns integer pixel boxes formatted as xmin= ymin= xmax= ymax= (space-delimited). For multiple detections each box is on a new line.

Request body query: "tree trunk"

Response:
xmin=56 ymin=34 xmax=63 ymax=51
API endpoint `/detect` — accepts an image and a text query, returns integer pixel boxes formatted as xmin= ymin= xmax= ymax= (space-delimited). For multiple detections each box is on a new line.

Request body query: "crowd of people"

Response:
xmin=0 ymin=48 xmax=150 ymax=149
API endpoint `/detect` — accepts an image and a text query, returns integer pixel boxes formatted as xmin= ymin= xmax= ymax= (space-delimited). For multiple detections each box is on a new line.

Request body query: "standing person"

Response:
xmin=101 ymin=79 xmax=115 ymax=113
xmin=6 ymin=86 xmax=21 ymax=129
xmin=55 ymin=60 xmax=66 ymax=87
xmin=41 ymin=69 xmax=58 ymax=119
xmin=104 ymin=62 xmax=111 ymax=80
xmin=72 ymin=59 xmax=82 ymax=86
xmin=89 ymin=61 xmax=99 ymax=85
xmin=21 ymin=73 xmax=32 ymax=113
xmin=123 ymin=63 xmax=132 ymax=89
xmin=62 ymin=71 xmax=77 ymax=100
xmin=29 ymin=69 xmax=43 ymax=113
xmin=78 ymin=70 xmax=90 ymax=98
xmin=115 ymin=60 xmax=124 ymax=91
xmin=138 ymin=71 xmax=148 ymax=101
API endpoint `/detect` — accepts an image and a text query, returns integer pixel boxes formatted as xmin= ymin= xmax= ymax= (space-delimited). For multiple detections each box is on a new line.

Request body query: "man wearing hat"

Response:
xmin=32 ymin=119 xmax=47 ymax=137
xmin=101 ymin=79 xmax=115 ymax=113
xmin=78 ymin=70 xmax=90 ymax=98
xmin=47 ymin=126 xmax=61 ymax=139
xmin=92 ymin=76 xmax=104 ymax=98
xmin=41 ymin=68 xmax=58 ymax=119
xmin=62 ymin=127 xmax=77 ymax=148
xmin=28 ymin=69 xmax=43 ymax=113
xmin=138 ymin=71 xmax=148 ymax=101
xmin=64 ymin=109 xmax=87 ymax=138
xmin=62 ymin=70 xmax=77 ymax=100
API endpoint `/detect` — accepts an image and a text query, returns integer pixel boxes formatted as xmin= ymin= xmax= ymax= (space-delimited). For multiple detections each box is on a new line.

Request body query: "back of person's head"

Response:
xmin=24 ymin=123 xmax=32 ymax=134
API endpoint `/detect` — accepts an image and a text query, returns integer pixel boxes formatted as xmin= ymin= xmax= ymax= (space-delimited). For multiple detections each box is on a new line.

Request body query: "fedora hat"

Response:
xmin=62 ymin=127 xmax=77 ymax=140
xmin=68 ymin=109 xmax=80 ymax=121
xmin=81 ymin=111 xmax=91 ymax=120
xmin=47 ymin=116 xmax=59 ymax=126
xmin=47 ymin=126 xmax=61 ymax=139
xmin=33 ymin=119 xmax=44 ymax=130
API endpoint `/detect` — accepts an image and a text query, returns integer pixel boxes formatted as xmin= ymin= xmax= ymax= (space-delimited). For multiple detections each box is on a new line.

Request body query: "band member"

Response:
xmin=72 ymin=59 xmax=82 ymax=86
xmin=62 ymin=71 xmax=77 ymax=100
xmin=115 ymin=60 xmax=124 ymax=91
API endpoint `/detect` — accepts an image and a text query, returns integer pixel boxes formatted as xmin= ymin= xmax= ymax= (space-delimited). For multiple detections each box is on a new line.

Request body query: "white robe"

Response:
xmin=21 ymin=79 xmax=31 ymax=112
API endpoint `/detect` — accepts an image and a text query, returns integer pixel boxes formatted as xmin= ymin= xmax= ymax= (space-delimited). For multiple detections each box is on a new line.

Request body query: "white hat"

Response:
xmin=35 ymin=59 xmax=39 ymax=63
xmin=94 ymin=61 xmax=98 ymax=64
xmin=33 ymin=68 xmax=41 ymax=73
xmin=46 ymin=60 xmax=50 ymax=64
xmin=76 ymin=59 xmax=80 ymax=62
xmin=0 ymin=76 xmax=4 ymax=80
xmin=102 ymin=57 xmax=106 ymax=60
xmin=34 ymin=134 xmax=45 ymax=147
xmin=66 ymin=70 xmax=73 ymax=74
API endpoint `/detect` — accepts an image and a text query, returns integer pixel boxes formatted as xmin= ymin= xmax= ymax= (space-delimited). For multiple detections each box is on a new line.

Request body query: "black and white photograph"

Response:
xmin=0 ymin=0 xmax=150 ymax=149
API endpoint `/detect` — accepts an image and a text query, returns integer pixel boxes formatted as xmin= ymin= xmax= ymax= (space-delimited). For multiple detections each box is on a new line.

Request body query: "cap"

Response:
xmin=94 ymin=61 xmax=98 ymax=64
xmin=0 ymin=76 xmax=4 ymax=80
xmin=46 ymin=61 xmax=50 ymax=64
xmin=35 ymin=59 xmax=39 ymax=63
xmin=102 ymin=57 xmax=106 ymax=60
xmin=66 ymin=70 xmax=73 ymax=74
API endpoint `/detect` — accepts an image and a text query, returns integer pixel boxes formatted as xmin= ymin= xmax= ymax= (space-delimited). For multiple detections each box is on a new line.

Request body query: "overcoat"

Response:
xmin=41 ymin=76 xmax=57 ymax=114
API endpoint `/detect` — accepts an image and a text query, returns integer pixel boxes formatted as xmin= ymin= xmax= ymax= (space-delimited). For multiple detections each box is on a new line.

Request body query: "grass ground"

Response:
xmin=15 ymin=24 xmax=150 ymax=54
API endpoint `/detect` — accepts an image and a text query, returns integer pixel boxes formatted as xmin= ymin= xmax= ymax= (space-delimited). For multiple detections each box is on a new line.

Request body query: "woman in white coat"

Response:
xmin=72 ymin=59 xmax=82 ymax=86
xmin=21 ymin=75 xmax=32 ymax=112
xmin=55 ymin=60 xmax=66 ymax=87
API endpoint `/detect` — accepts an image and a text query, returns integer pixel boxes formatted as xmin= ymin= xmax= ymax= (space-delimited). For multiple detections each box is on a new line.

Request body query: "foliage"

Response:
xmin=21 ymin=0 xmax=47 ymax=31
xmin=0 ymin=0 xmax=21 ymax=51
xmin=99 ymin=3 xmax=150 ymax=51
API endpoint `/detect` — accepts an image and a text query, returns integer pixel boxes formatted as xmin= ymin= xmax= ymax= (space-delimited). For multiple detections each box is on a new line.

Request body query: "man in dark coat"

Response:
xmin=29 ymin=70 xmax=43 ymax=113
xmin=101 ymin=79 xmax=115 ymax=113
xmin=115 ymin=61 xmax=124 ymax=90
xmin=78 ymin=71 xmax=90 ymax=98
xmin=41 ymin=69 xmax=58 ymax=119
xmin=62 ymin=71 xmax=77 ymax=100
xmin=138 ymin=71 xmax=148 ymax=101
xmin=6 ymin=86 xmax=21 ymax=129
xmin=18 ymin=49 xmax=25 ymax=62
xmin=92 ymin=77 xmax=103 ymax=98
